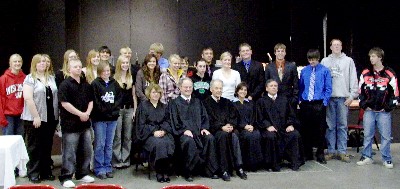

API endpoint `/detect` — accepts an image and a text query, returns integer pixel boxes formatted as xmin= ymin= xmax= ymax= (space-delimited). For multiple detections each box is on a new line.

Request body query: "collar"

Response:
xmin=268 ymin=93 xmax=277 ymax=99
xmin=211 ymin=95 xmax=220 ymax=102
xmin=275 ymin=59 xmax=285 ymax=67
xmin=180 ymin=95 xmax=191 ymax=101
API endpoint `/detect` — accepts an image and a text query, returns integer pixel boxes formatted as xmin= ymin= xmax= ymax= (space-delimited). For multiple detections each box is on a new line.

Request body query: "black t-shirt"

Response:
xmin=58 ymin=76 xmax=94 ymax=133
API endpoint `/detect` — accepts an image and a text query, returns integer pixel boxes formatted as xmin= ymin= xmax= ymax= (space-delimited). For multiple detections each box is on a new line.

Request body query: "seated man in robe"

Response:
xmin=256 ymin=79 xmax=302 ymax=171
xmin=168 ymin=77 xmax=218 ymax=182
xmin=203 ymin=79 xmax=247 ymax=181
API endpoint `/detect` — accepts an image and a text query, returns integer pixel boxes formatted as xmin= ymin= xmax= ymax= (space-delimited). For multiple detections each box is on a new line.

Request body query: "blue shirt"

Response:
xmin=158 ymin=57 xmax=169 ymax=72
xmin=299 ymin=63 xmax=332 ymax=106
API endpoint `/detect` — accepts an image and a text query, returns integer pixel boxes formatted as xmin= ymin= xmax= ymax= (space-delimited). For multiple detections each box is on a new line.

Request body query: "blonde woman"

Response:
xmin=159 ymin=54 xmax=184 ymax=104
xmin=0 ymin=54 xmax=26 ymax=135
xmin=112 ymin=55 xmax=137 ymax=168
xmin=56 ymin=49 xmax=79 ymax=87
xmin=212 ymin=51 xmax=241 ymax=101
xmin=21 ymin=54 xmax=59 ymax=183
xmin=82 ymin=50 xmax=100 ymax=84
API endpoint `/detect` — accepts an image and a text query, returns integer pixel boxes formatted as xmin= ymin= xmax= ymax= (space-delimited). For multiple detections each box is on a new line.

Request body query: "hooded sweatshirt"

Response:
xmin=0 ymin=69 xmax=26 ymax=126
xmin=321 ymin=53 xmax=359 ymax=100
xmin=91 ymin=77 xmax=122 ymax=121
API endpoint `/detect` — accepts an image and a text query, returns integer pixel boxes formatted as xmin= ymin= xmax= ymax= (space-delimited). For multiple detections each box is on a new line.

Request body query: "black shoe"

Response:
xmin=29 ymin=177 xmax=41 ymax=183
xmin=96 ymin=174 xmax=107 ymax=180
xmin=106 ymin=172 xmax=114 ymax=178
xmin=291 ymin=164 xmax=300 ymax=171
xmin=164 ymin=175 xmax=170 ymax=183
xmin=41 ymin=174 xmax=56 ymax=181
xmin=210 ymin=174 xmax=219 ymax=179
xmin=236 ymin=168 xmax=247 ymax=180
xmin=221 ymin=171 xmax=231 ymax=181
xmin=156 ymin=174 xmax=164 ymax=183
xmin=317 ymin=156 xmax=327 ymax=164
xmin=272 ymin=165 xmax=281 ymax=172
xmin=184 ymin=175 xmax=193 ymax=182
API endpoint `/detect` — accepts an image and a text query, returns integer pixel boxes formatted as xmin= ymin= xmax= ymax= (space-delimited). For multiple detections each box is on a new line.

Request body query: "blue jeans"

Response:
xmin=2 ymin=115 xmax=24 ymax=136
xmin=325 ymin=97 xmax=348 ymax=154
xmin=362 ymin=110 xmax=392 ymax=161
xmin=93 ymin=121 xmax=117 ymax=176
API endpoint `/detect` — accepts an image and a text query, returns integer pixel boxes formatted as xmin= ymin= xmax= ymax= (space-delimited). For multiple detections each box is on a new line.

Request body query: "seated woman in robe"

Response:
xmin=232 ymin=82 xmax=263 ymax=171
xmin=136 ymin=83 xmax=175 ymax=183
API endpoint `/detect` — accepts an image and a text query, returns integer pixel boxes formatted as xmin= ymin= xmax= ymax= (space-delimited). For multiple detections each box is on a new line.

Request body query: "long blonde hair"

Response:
xmin=85 ymin=50 xmax=99 ymax=83
xmin=30 ymin=54 xmax=50 ymax=79
xmin=61 ymin=49 xmax=78 ymax=78
xmin=113 ymin=55 xmax=133 ymax=89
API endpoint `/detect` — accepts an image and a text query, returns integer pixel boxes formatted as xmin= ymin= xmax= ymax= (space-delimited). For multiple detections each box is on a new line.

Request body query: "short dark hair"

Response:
xmin=265 ymin=79 xmax=278 ymax=88
xmin=307 ymin=49 xmax=320 ymax=60
xmin=98 ymin=45 xmax=111 ymax=55
xmin=202 ymin=47 xmax=213 ymax=54
xmin=234 ymin=82 xmax=248 ymax=97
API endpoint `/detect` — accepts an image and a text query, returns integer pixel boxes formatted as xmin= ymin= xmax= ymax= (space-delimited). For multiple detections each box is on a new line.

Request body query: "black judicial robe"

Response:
xmin=169 ymin=96 xmax=218 ymax=176
xmin=136 ymin=101 xmax=174 ymax=168
xmin=203 ymin=96 xmax=243 ymax=172
xmin=233 ymin=100 xmax=263 ymax=171
xmin=256 ymin=95 xmax=301 ymax=169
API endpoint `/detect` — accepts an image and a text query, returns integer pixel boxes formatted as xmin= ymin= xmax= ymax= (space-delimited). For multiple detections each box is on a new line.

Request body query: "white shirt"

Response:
xmin=212 ymin=69 xmax=241 ymax=101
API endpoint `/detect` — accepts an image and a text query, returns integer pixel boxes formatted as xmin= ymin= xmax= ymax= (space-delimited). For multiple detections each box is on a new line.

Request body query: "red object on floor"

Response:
xmin=75 ymin=184 xmax=125 ymax=189
xmin=9 ymin=185 xmax=57 ymax=189
xmin=162 ymin=184 xmax=211 ymax=189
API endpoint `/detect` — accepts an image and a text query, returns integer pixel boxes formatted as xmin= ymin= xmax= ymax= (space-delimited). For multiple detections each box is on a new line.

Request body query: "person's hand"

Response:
xmin=183 ymin=130 xmax=193 ymax=138
xmin=267 ymin=126 xmax=277 ymax=132
xmin=344 ymin=98 xmax=353 ymax=106
xmin=248 ymin=96 xmax=253 ymax=101
xmin=33 ymin=117 xmax=41 ymax=128
xmin=154 ymin=130 xmax=165 ymax=138
xmin=201 ymin=129 xmax=210 ymax=135
xmin=244 ymin=125 xmax=254 ymax=132
xmin=286 ymin=125 xmax=294 ymax=132
xmin=79 ymin=112 xmax=90 ymax=122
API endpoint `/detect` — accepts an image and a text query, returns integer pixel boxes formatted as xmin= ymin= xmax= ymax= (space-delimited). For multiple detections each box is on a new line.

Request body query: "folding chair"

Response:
xmin=9 ymin=185 xmax=57 ymax=189
xmin=348 ymin=108 xmax=380 ymax=152
xmin=162 ymin=184 xmax=211 ymax=189
xmin=75 ymin=184 xmax=125 ymax=189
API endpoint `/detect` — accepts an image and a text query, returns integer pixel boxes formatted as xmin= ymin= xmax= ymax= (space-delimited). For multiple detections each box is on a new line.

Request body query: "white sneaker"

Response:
xmin=383 ymin=161 xmax=394 ymax=169
xmin=63 ymin=180 xmax=76 ymax=188
xmin=356 ymin=156 xmax=373 ymax=166
xmin=78 ymin=175 xmax=95 ymax=183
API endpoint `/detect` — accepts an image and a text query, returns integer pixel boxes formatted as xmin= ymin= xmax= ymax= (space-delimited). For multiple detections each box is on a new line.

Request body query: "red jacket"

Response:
xmin=0 ymin=69 xmax=26 ymax=126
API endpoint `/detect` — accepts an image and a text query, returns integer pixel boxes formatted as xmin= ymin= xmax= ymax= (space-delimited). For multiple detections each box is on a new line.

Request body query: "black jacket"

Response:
xmin=91 ymin=77 xmax=122 ymax=121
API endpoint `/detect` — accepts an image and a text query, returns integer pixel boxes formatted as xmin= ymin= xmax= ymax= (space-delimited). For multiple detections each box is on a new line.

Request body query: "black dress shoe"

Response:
xmin=210 ymin=174 xmax=219 ymax=179
xmin=236 ymin=168 xmax=247 ymax=180
xmin=96 ymin=174 xmax=107 ymax=180
xmin=164 ymin=175 xmax=170 ymax=183
xmin=221 ymin=171 xmax=231 ymax=181
xmin=29 ymin=177 xmax=41 ymax=183
xmin=41 ymin=174 xmax=56 ymax=180
xmin=291 ymin=164 xmax=300 ymax=171
xmin=106 ymin=172 xmax=114 ymax=178
xmin=156 ymin=174 xmax=164 ymax=183
xmin=272 ymin=165 xmax=281 ymax=172
xmin=317 ymin=157 xmax=327 ymax=164
xmin=184 ymin=175 xmax=193 ymax=182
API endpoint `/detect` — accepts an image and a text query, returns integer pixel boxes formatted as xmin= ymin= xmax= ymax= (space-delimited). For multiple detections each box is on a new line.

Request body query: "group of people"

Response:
xmin=0 ymin=39 xmax=398 ymax=187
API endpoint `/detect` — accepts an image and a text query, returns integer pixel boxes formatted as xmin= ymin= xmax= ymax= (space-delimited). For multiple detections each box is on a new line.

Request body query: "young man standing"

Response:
xmin=201 ymin=47 xmax=217 ymax=78
xmin=58 ymin=59 xmax=95 ymax=188
xmin=232 ymin=43 xmax=265 ymax=101
xmin=299 ymin=49 xmax=332 ymax=164
xmin=357 ymin=47 xmax=398 ymax=169
xmin=265 ymin=43 xmax=299 ymax=109
xmin=149 ymin=43 xmax=169 ymax=72
xmin=321 ymin=39 xmax=358 ymax=162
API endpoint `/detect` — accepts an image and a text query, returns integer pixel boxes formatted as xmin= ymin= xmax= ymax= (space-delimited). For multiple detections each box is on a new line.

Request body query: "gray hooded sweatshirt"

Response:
xmin=321 ymin=53 xmax=358 ymax=100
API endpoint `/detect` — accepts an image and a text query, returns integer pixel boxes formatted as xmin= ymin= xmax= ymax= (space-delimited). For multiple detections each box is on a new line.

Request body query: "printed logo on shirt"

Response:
xmin=6 ymin=84 xmax=23 ymax=98
xmin=330 ymin=64 xmax=342 ymax=78
xmin=101 ymin=92 xmax=115 ymax=103
xmin=193 ymin=81 xmax=210 ymax=94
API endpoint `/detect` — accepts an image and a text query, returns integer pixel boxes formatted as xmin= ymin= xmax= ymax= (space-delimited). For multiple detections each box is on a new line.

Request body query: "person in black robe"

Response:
xmin=203 ymin=79 xmax=247 ymax=181
xmin=256 ymin=79 xmax=302 ymax=171
xmin=168 ymin=77 xmax=218 ymax=182
xmin=232 ymin=82 xmax=263 ymax=172
xmin=136 ymin=83 xmax=174 ymax=183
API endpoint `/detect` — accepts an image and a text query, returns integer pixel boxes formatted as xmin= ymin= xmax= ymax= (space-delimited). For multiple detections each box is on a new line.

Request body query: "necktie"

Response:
xmin=278 ymin=66 xmax=283 ymax=81
xmin=308 ymin=67 xmax=316 ymax=101
xmin=245 ymin=62 xmax=250 ymax=72
xmin=186 ymin=99 xmax=190 ymax=104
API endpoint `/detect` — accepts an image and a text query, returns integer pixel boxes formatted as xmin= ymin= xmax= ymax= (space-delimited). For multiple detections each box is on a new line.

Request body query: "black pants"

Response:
xmin=299 ymin=101 xmax=326 ymax=159
xmin=25 ymin=120 xmax=56 ymax=179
